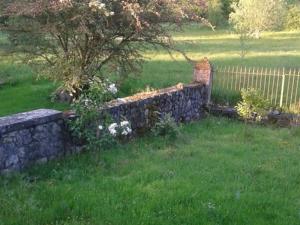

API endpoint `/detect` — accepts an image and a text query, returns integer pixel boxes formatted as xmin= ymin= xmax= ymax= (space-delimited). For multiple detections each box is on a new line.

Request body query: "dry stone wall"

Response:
xmin=0 ymin=83 xmax=210 ymax=173
xmin=0 ymin=109 xmax=66 ymax=172
xmin=105 ymin=83 xmax=208 ymax=133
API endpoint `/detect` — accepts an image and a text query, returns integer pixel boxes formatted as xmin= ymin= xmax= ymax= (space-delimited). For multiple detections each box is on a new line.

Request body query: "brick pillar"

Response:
xmin=193 ymin=57 xmax=213 ymax=104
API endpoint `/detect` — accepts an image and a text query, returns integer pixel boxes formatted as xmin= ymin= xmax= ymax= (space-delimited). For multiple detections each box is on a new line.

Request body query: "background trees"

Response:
xmin=229 ymin=0 xmax=287 ymax=39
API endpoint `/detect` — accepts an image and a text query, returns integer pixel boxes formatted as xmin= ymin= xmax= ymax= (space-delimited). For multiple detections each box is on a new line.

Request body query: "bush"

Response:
xmin=235 ymin=88 xmax=271 ymax=122
xmin=152 ymin=113 xmax=180 ymax=140
xmin=285 ymin=5 xmax=300 ymax=30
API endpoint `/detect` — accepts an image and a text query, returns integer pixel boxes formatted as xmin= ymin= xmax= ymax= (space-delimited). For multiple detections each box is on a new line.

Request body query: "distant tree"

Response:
xmin=207 ymin=0 xmax=225 ymax=27
xmin=0 ymin=0 xmax=207 ymax=98
xmin=229 ymin=0 xmax=287 ymax=38
xmin=222 ymin=0 xmax=238 ymax=20
xmin=195 ymin=0 xmax=238 ymax=29
xmin=285 ymin=5 xmax=300 ymax=30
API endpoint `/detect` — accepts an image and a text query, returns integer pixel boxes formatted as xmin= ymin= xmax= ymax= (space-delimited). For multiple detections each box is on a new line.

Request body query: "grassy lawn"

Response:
xmin=1 ymin=25 xmax=300 ymax=116
xmin=0 ymin=117 xmax=300 ymax=225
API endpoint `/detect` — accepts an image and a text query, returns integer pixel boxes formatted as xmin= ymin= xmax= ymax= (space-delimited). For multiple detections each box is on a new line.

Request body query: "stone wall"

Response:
xmin=0 ymin=109 xmax=66 ymax=172
xmin=0 ymin=83 xmax=210 ymax=172
xmin=104 ymin=83 xmax=208 ymax=133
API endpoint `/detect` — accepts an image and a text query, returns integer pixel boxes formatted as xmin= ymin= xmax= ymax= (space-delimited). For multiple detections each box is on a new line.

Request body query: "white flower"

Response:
xmin=108 ymin=123 xmax=118 ymax=136
xmin=126 ymin=127 xmax=132 ymax=134
xmin=108 ymin=123 xmax=118 ymax=131
xmin=108 ymin=83 xmax=118 ymax=94
xmin=89 ymin=0 xmax=105 ymax=10
xmin=110 ymin=129 xmax=117 ymax=136
xmin=120 ymin=120 xmax=132 ymax=136
xmin=98 ymin=125 xmax=103 ymax=130
xmin=120 ymin=121 xmax=129 ymax=127
xmin=84 ymin=99 xmax=91 ymax=106
xmin=122 ymin=130 xmax=128 ymax=136
xmin=108 ymin=121 xmax=132 ymax=137
xmin=110 ymin=11 xmax=115 ymax=16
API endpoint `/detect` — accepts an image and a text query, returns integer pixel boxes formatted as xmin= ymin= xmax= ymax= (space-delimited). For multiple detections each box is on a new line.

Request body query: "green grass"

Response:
xmin=1 ymin=117 xmax=300 ymax=225
xmin=0 ymin=79 xmax=67 ymax=116
xmin=1 ymin=25 xmax=300 ymax=116
xmin=0 ymin=56 xmax=67 ymax=115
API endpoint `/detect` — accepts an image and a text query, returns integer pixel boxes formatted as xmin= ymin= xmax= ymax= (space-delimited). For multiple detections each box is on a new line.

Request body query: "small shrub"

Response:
xmin=235 ymin=88 xmax=271 ymax=122
xmin=152 ymin=113 xmax=180 ymax=139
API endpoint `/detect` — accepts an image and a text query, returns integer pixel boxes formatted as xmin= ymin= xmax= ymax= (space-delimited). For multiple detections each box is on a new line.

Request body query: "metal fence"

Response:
xmin=213 ymin=66 xmax=300 ymax=110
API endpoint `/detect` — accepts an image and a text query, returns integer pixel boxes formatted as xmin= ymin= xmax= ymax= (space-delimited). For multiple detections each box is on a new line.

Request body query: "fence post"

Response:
xmin=280 ymin=68 xmax=285 ymax=108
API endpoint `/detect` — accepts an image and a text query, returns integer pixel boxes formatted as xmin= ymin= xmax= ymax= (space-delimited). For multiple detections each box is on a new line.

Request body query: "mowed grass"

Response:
xmin=1 ymin=117 xmax=300 ymax=225
xmin=1 ymin=25 xmax=300 ymax=116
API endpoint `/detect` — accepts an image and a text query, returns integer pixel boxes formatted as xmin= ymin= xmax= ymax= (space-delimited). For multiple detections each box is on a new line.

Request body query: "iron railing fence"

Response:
xmin=213 ymin=66 xmax=300 ymax=111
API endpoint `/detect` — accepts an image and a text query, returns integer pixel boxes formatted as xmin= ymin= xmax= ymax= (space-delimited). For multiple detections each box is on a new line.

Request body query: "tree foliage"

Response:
xmin=0 ymin=0 xmax=207 ymax=97
xmin=229 ymin=0 xmax=287 ymax=38
xmin=195 ymin=0 xmax=238 ymax=28
xmin=207 ymin=0 xmax=225 ymax=27
xmin=285 ymin=4 xmax=300 ymax=30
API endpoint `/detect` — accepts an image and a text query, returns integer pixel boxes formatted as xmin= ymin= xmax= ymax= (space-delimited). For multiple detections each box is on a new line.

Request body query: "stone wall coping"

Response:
xmin=0 ymin=109 xmax=63 ymax=135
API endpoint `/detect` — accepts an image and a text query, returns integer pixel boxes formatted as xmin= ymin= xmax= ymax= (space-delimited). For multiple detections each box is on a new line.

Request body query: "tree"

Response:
xmin=229 ymin=0 xmax=287 ymax=39
xmin=285 ymin=4 xmax=300 ymax=30
xmin=0 ymin=0 xmax=207 ymax=98
xmin=207 ymin=0 xmax=225 ymax=27
xmin=222 ymin=0 xmax=238 ymax=20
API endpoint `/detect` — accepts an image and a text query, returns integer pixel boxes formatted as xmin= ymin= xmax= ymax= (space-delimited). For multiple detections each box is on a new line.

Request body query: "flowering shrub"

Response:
xmin=70 ymin=78 xmax=133 ymax=150
xmin=70 ymin=78 xmax=119 ymax=150
xmin=1 ymin=0 xmax=209 ymax=97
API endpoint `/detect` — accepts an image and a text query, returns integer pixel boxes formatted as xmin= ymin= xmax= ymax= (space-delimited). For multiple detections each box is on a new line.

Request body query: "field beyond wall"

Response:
xmin=1 ymin=24 xmax=300 ymax=116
